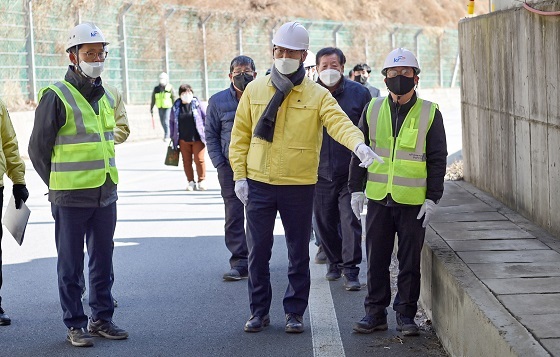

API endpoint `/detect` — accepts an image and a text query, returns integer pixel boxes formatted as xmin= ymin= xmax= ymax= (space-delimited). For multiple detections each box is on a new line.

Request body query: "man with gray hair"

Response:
xmin=205 ymin=55 xmax=257 ymax=282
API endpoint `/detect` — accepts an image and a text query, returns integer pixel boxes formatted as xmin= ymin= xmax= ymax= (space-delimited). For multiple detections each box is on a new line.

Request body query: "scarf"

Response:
xmin=252 ymin=64 xmax=305 ymax=142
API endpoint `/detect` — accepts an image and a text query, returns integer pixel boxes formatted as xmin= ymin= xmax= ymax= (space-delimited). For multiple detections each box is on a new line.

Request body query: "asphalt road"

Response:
xmin=0 ymin=139 xmax=447 ymax=356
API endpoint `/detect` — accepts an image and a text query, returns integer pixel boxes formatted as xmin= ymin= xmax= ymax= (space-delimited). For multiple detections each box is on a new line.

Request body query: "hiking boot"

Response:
xmin=285 ymin=313 xmax=304 ymax=333
xmin=325 ymin=264 xmax=341 ymax=281
xmin=342 ymin=273 xmax=361 ymax=291
xmin=67 ymin=327 xmax=94 ymax=347
xmin=187 ymin=181 xmax=196 ymax=191
xmin=223 ymin=268 xmax=248 ymax=281
xmin=244 ymin=315 xmax=270 ymax=333
xmin=197 ymin=180 xmax=207 ymax=191
xmin=314 ymin=245 xmax=327 ymax=264
xmin=0 ymin=307 xmax=11 ymax=326
xmin=353 ymin=315 xmax=388 ymax=334
xmin=396 ymin=312 xmax=419 ymax=336
xmin=88 ymin=318 xmax=128 ymax=340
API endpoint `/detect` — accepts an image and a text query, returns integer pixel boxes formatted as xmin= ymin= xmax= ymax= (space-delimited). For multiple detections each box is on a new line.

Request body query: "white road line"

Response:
xmin=309 ymin=244 xmax=346 ymax=357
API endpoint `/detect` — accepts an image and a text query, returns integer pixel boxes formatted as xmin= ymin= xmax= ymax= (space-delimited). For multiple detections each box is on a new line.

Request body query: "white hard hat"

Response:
xmin=272 ymin=21 xmax=309 ymax=50
xmin=381 ymin=48 xmax=421 ymax=75
xmin=303 ymin=50 xmax=316 ymax=68
xmin=66 ymin=22 xmax=108 ymax=52
xmin=159 ymin=72 xmax=168 ymax=80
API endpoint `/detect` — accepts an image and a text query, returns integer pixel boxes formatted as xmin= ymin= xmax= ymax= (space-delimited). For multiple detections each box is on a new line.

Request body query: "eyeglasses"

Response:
xmin=273 ymin=47 xmax=300 ymax=57
xmin=232 ymin=70 xmax=254 ymax=76
xmin=386 ymin=68 xmax=414 ymax=78
xmin=79 ymin=51 xmax=108 ymax=61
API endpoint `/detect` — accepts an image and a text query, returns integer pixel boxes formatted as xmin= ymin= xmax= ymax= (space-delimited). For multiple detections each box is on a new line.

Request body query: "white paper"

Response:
xmin=3 ymin=195 xmax=31 ymax=246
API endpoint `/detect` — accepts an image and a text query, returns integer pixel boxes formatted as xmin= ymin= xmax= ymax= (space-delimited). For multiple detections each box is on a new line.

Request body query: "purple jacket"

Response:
xmin=169 ymin=97 xmax=206 ymax=149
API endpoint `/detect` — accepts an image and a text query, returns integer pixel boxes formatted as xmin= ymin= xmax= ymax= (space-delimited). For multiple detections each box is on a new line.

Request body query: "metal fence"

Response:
xmin=0 ymin=0 xmax=460 ymax=107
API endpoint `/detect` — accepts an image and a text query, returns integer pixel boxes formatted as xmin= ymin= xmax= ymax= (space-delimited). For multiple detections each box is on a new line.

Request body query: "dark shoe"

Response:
xmin=67 ymin=327 xmax=94 ymax=347
xmin=342 ymin=273 xmax=361 ymax=291
xmin=244 ymin=315 xmax=270 ymax=332
xmin=113 ymin=298 xmax=118 ymax=308
xmin=0 ymin=307 xmax=11 ymax=326
xmin=285 ymin=313 xmax=304 ymax=333
xmin=396 ymin=312 xmax=419 ymax=336
xmin=325 ymin=264 xmax=341 ymax=281
xmin=353 ymin=315 xmax=388 ymax=334
xmin=223 ymin=268 xmax=248 ymax=281
xmin=314 ymin=245 xmax=327 ymax=264
xmin=88 ymin=318 xmax=128 ymax=340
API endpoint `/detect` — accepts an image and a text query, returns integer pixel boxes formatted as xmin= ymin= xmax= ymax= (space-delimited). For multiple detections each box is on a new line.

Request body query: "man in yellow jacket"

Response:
xmin=0 ymin=99 xmax=29 ymax=326
xmin=229 ymin=21 xmax=382 ymax=334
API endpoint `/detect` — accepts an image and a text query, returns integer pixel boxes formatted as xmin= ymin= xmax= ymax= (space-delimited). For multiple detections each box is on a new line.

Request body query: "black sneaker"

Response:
xmin=285 ymin=313 xmax=304 ymax=333
xmin=0 ymin=307 xmax=11 ymax=326
xmin=396 ymin=312 xmax=419 ymax=336
xmin=314 ymin=245 xmax=327 ymax=264
xmin=223 ymin=268 xmax=248 ymax=281
xmin=342 ymin=273 xmax=361 ymax=291
xmin=353 ymin=315 xmax=388 ymax=334
xmin=325 ymin=264 xmax=341 ymax=281
xmin=67 ymin=327 xmax=94 ymax=347
xmin=88 ymin=318 xmax=128 ymax=340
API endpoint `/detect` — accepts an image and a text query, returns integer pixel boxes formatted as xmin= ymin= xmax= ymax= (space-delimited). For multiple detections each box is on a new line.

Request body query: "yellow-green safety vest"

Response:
xmin=155 ymin=85 xmax=173 ymax=108
xmin=365 ymin=96 xmax=437 ymax=205
xmin=38 ymin=81 xmax=118 ymax=190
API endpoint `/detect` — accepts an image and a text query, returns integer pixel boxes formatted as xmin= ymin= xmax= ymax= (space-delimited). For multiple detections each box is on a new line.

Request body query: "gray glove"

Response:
xmin=234 ymin=179 xmax=248 ymax=205
xmin=416 ymin=199 xmax=436 ymax=228
xmin=351 ymin=192 xmax=366 ymax=220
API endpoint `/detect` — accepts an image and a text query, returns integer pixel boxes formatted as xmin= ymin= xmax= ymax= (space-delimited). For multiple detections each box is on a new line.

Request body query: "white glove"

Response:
xmin=354 ymin=143 xmax=384 ymax=168
xmin=234 ymin=179 xmax=248 ymax=205
xmin=416 ymin=199 xmax=436 ymax=228
xmin=351 ymin=192 xmax=366 ymax=220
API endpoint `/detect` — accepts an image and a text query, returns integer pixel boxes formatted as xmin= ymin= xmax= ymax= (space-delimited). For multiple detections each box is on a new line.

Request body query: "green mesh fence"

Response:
xmin=0 ymin=1 xmax=460 ymax=108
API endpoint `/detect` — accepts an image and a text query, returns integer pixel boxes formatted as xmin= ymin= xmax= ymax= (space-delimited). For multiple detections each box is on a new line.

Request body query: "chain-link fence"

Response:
xmin=0 ymin=1 xmax=460 ymax=108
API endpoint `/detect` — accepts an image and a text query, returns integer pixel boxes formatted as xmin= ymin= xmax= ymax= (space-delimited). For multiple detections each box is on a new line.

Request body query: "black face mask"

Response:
xmin=233 ymin=73 xmax=254 ymax=91
xmin=354 ymin=75 xmax=367 ymax=85
xmin=385 ymin=75 xmax=416 ymax=96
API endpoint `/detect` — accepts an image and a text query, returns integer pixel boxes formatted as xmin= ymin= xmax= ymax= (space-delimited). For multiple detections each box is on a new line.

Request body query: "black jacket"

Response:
xmin=348 ymin=92 xmax=447 ymax=205
xmin=28 ymin=66 xmax=118 ymax=207
xmin=318 ymin=77 xmax=371 ymax=181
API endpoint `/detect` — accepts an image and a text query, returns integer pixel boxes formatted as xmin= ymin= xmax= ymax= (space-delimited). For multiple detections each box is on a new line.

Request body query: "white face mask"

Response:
xmin=319 ymin=69 xmax=342 ymax=87
xmin=181 ymin=93 xmax=193 ymax=103
xmin=159 ymin=80 xmax=167 ymax=86
xmin=79 ymin=61 xmax=104 ymax=79
xmin=274 ymin=58 xmax=300 ymax=75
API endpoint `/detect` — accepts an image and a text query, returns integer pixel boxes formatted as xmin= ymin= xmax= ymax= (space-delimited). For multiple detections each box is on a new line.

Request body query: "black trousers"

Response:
xmin=52 ymin=203 xmax=117 ymax=328
xmin=313 ymin=176 xmax=362 ymax=275
xmin=217 ymin=164 xmax=248 ymax=271
xmin=364 ymin=200 xmax=425 ymax=318
xmin=245 ymin=179 xmax=314 ymax=317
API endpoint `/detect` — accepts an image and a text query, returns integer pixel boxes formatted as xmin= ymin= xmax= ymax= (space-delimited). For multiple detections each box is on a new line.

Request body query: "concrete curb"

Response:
xmin=420 ymin=181 xmax=550 ymax=357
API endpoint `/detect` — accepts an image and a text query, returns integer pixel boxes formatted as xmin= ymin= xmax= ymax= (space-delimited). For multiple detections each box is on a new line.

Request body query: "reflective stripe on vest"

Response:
xmin=155 ymin=85 xmax=173 ymax=108
xmin=365 ymin=96 xmax=436 ymax=205
xmin=40 ymin=81 xmax=118 ymax=190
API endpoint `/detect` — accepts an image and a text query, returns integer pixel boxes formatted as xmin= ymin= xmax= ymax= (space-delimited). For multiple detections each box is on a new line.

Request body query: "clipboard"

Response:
xmin=2 ymin=195 xmax=31 ymax=246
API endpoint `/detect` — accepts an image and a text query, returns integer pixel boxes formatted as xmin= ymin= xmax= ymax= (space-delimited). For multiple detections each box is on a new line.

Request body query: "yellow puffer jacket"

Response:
xmin=230 ymin=76 xmax=364 ymax=185
xmin=0 ymin=99 xmax=26 ymax=187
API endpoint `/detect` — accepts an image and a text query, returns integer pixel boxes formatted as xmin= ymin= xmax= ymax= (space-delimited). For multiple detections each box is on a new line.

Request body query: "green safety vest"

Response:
xmin=365 ymin=96 xmax=437 ymax=205
xmin=155 ymin=85 xmax=173 ymax=108
xmin=38 ymin=81 xmax=118 ymax=190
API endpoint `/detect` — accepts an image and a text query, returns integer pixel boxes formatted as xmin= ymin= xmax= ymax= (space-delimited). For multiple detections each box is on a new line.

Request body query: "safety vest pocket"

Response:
xmin=61 ymin=142 xmax=98 ymax=152
xmin=399 ymin=127 xmax=418 ymax=149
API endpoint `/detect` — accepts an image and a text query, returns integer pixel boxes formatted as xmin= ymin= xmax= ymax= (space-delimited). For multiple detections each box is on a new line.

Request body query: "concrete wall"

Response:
xmin=459 ymin=3 xmax=560 ymax=237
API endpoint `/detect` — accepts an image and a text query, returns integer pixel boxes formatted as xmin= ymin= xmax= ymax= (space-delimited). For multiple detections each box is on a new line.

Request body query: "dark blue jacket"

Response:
xmin=204 ymin=84 xmax=239 ymax=168
xmin=318 ymin=77 xmax=372 ymax=181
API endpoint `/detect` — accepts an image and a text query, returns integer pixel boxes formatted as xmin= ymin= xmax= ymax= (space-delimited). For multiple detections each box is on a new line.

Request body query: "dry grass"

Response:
xmin=445 ymin=160 xmax=464 ymax=181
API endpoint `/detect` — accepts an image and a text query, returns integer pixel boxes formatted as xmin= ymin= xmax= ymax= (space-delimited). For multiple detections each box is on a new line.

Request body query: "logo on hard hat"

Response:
xmin=393 ymin=55 xmax=406 ymax=63
xmin=91 ymin=31 xmax=99 ymax=37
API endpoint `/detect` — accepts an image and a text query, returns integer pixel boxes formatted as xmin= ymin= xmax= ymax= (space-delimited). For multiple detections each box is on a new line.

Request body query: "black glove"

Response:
xmin=13 ymin=184 xmax=29 ymax=209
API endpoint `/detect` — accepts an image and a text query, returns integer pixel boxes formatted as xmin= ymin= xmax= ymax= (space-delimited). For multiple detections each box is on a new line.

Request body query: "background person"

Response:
xmin=150 ymin=72 xmax=175 ymax=140
xmin=28 ymin=22 xmax=130 ymax=347
xmin=313 ymin=47 xmax=371 ymax=291
xmin=353 ymin=63 xmax=380 ymax=98
xmin=205 ymin=55 xmax=256 ymax=281
xmin=0 ymin=99 xmax=29 ymax=327
xmin=170 ymin=84 xmax=207 ymax=191
xmin=349 ymin=48 xmax=447 ymax=337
